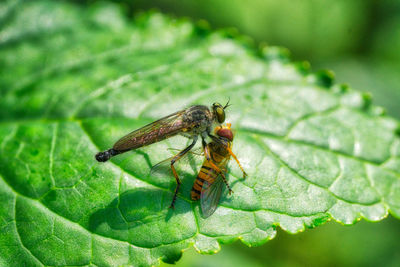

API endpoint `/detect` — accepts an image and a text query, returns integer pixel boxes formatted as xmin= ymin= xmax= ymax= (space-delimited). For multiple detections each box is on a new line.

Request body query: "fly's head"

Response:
xmin=212 ymin=99 xmax=230 ymax=124
xmin=214 ymin=123 xmax=233 ymax=142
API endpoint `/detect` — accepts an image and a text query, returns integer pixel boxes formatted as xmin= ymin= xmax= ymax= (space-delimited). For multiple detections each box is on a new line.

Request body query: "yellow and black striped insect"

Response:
xmin=95 ymin=102 xmax=230 ymax=208
xmin=191 ymin=123 xmax=247 ymax=217
xmin=151 ymin=123 xmax=246 ymax=216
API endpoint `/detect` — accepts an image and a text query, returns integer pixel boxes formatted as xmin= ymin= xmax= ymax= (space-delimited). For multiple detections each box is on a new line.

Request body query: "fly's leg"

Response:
xmin=169 ymin=136 xmax=198 ymax=209
xmin=227 ymin=147 xmax=247 ymax=178
xmin=202 ymin=140 xmax=233 ymax=195
xmin=221 ymin=171 xmax=234 ymax=195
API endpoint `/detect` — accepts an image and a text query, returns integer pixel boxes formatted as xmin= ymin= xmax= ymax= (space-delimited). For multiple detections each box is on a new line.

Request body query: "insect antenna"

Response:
xmin=223 ymin=97 xmax=232 ymax=109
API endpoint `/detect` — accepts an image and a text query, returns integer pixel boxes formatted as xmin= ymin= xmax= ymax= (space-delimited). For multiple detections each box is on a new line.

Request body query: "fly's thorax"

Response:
xmin=180 ymin=131 xmax=197 ymax=139
xmin=182 ymin=105 xmax=214 ymax=136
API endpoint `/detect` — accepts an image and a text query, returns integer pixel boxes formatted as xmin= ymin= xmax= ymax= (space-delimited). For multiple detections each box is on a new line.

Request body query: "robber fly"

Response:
xmin=191 ymin=123 xmax=247 ymax=218
xmin=95 ymin=102 xmax=230 ymax=208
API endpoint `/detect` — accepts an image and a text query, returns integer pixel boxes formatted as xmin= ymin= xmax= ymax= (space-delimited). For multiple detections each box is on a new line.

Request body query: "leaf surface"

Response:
xmin=1 ymin=1 xmax=400 ymax=266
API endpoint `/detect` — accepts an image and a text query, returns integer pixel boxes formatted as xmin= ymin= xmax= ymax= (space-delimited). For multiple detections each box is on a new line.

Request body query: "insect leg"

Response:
xmin=169 ymin=136 xmax=198 ymax=208
xmin=227 ymin=147 xmax=247 ymax=178
xmin=201 ymin=137 xmax=207 ymax=150
xmin=221 ymin=171 xmax=234 ymax=195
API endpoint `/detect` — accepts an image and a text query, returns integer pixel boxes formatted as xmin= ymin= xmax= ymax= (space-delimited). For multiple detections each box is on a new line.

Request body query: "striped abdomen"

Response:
xmin=191 ymin=161 xmax=218 ymax=201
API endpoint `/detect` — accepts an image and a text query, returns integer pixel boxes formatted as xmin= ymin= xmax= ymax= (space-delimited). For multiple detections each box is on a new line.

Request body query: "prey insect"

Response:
xmin=191 ymin=123 xmax=247 ymax=218
xmin=152 ymin=123 xmax=246 ymax=216
xmin=95 ymin=101 xmax=230 ymax=208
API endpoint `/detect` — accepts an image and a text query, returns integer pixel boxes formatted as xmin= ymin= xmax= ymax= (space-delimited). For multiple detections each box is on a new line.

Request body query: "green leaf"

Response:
xmin=1 ymin=1 xmax=400 ymax=266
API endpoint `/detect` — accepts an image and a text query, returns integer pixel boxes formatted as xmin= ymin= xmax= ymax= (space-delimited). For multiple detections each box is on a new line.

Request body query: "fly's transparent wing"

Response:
xmin=149 ymin=155 xmax=176 ymax=179
xmin=200 ymin=175 xmax=225 ymax=218
xmin=113 ymin=110 xmax=187 ymax=151
xmin=149 ymin=148 xmax=202 ymax=179
xmin=167 ymin=147 xmax=203 ymax=156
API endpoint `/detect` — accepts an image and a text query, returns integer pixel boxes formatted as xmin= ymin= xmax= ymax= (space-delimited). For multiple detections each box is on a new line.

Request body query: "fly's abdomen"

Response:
xmin=191 ymin=163 xmax=216 ymax=200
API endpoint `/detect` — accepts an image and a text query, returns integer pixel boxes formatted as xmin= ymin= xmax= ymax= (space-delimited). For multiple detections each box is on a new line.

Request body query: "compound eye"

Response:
xmin=217 ymin=128 xmax=233 ymax=141
xmin=216 ymin=107 xmax=225 ymax=123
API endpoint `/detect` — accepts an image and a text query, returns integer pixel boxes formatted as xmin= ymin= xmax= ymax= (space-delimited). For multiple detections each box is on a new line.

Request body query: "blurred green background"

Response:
xmin=74 ymin=0 xmax=400 ymax=266
xmin=76 ymin=0 xmax=400 ymax=119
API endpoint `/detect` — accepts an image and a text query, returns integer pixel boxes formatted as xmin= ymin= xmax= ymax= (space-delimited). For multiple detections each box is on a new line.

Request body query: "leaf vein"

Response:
xmin=14 ymin=196 xmax=45 ymax=267
xmin=252 ymin=135 xmax=381 ymax=206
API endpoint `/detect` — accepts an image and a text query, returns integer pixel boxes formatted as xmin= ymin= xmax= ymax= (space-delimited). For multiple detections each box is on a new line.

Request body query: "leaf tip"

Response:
xmin=194 ymin=234 xmax=221 ymax=255
xmin=295 ymin=61 xmax=311 ymax=75
xmin=194 ymin=19 xmax=211 ymax=36
xmin=261 ymin=46 xmax=291 ymax=62
xmin=395 ymin=124 xmax=400 ymax=137
xmin=361 ymin=92 xmax=373 ymax=110
xmin=308 ymin=70 xmax=335 ymax=88
xmin=220 ymin=27 xmax=240 ymax=39
xmin=332 ymin=83 xmax=350 ymax=94
xmin=160 ymin=250 xmax=183 ymax=265
xmin=369 ymin=106 xmax=386 ymax=116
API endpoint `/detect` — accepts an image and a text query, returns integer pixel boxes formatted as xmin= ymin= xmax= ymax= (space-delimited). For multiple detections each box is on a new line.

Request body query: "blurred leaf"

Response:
xmin=315 ymin=58 xmax=400 ymax=119
xmin=160 ymin=246 xmax=264 ymax=267
xmin=371 ymin=1 xmax=400 ymax=61
xmin=1 ymin=1 xmax=400 ymax=266
xmin=166 ymin=217 xmax=400 ymax=267
xmin=228 ymin=217 xmax=400 ymax=267
xmin=130 ymin=0 xmax=369 ymax=60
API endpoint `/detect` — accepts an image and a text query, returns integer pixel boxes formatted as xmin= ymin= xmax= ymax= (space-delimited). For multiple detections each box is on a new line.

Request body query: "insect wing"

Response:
xmin=167 ymin=147 xmax=203 ymax=156
xmin=149 ymin=155 xmax=175 ymax=178
xmin=113 ymin=110 xmax=188 ymax=151
xmin=149 ymin=148 xmax=202 ymax=178
xmin=200 ymin=174 xmax=224 ymax=218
